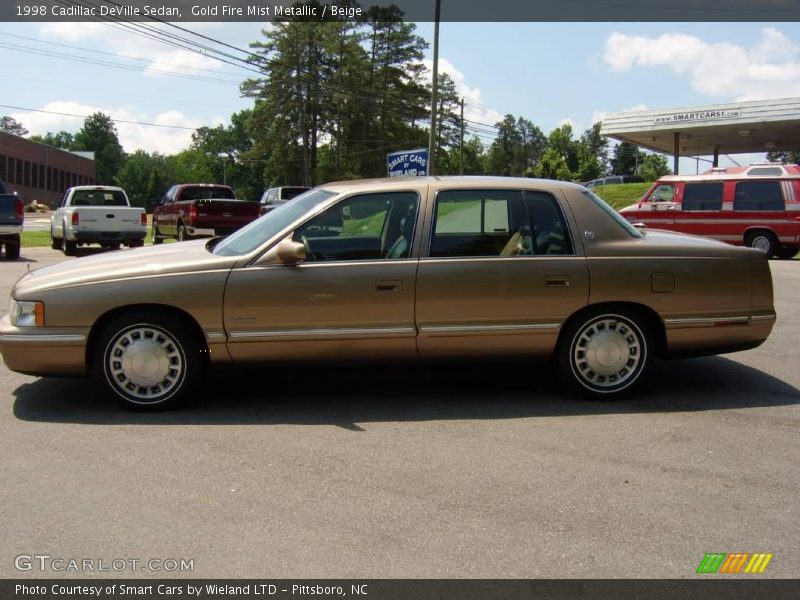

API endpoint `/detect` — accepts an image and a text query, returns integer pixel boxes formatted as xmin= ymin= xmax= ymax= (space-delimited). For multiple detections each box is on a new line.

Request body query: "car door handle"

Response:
xmin=376 ymin=280 xmax=402 ymax=292
xmin=545 ymin=276 xmax=570 ymax=287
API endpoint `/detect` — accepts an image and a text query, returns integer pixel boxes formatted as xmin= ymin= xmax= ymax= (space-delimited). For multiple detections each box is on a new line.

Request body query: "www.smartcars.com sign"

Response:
xmin=387 ymin=149 xmax=428 ymax=178
xmin=654 ymin=109 xmax=743 ymax=124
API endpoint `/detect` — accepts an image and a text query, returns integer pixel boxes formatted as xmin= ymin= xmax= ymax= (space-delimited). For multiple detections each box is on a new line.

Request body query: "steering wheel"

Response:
xmin=300 ymin=235 xmax=316 ymax=261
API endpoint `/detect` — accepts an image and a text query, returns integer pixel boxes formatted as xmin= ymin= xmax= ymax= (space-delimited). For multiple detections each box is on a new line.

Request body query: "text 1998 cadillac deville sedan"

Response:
xmin=0 ymin=177 xmax=775 ymax=409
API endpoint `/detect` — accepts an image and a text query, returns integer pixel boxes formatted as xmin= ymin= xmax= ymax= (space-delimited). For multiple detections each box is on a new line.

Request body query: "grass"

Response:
xmin=588 ymin=182 xmax=652 ymax=211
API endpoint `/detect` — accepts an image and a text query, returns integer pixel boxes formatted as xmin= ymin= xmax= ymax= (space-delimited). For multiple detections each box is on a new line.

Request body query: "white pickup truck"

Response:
xmin=50 ymin=186 xmax=147 ymax=256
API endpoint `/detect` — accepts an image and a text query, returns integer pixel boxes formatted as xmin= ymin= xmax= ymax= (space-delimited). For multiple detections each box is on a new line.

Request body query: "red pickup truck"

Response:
xmin=152 ymin=184 xmax=261 ymax=243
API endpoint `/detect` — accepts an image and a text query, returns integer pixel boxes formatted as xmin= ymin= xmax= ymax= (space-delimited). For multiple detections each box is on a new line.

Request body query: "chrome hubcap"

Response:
xmin=752 ymin=237 xmax=770 ymax=253
xmin=572 ymin=317 xmax=643 ymax=390
xmin=107 ymin=326 xmax=183 ymax=402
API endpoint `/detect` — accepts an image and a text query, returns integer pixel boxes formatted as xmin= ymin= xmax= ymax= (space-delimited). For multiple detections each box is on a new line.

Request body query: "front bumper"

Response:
xmin=0 ymin=314 xmax=89 ymax=376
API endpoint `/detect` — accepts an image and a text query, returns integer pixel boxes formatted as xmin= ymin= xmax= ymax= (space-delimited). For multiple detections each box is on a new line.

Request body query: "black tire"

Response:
xmin=128 ymin=240 xmax=144 ymax=248
xmin=93 ymin=312 xmax=201 ymax=410
xmin=5 ymin=239 xmax=20 ymax=260
xmin=177 ymin=223 xmax=190 ymax=242
xmin=50 ymin=228 xmax=62 ymax=250
xmin=746 ymin=231 xmax=777 ymax=259
xmin=152 ymin=224 xmax=163 ymax=245
xmin=61 ymin=233 xmax=77 ymax=256
xmin=775 ymin=246 xmax=799 ymax=260
xmin=556 ymin=309 xmax=652 ymax=398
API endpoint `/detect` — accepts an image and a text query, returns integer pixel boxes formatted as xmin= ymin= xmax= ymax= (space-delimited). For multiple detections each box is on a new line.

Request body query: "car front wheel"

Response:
xmin=557 ymin=310 xmax=652 ymax=397
xmin=94 ymin=313 xmax=200 ymax=410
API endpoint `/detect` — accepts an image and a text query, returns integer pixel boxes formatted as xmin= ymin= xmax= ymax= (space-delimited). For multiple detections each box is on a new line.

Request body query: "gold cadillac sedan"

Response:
xmin=0 ymin=177 xmax=776 ymax=409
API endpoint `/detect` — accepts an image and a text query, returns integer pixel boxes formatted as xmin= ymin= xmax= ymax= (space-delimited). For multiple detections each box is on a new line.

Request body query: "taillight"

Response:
xmin=15 ymin=198 xmax=23 ymax=220
xmin=141 ymin=212 xmax=147 ymax=226
xmin=189 ymin=204 xmax=197 ymax=221
xmin=72 ymin=212 xmax=79 ymax=226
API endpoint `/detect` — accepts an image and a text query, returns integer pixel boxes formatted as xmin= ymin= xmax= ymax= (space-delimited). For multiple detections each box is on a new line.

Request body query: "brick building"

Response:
xmin=0 ymin=132 xmax=96 ymax=208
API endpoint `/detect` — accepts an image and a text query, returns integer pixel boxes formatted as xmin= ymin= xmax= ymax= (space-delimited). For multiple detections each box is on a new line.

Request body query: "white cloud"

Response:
xmin=11 ymin=101 xmax=203 ymax=154
xmin=600 ymin=27 xmax=800 ymax=101
xmin=423 ymin=58 xmax=504 ymax=131
xmin=36 ymin=21 xmax=254 ymax=78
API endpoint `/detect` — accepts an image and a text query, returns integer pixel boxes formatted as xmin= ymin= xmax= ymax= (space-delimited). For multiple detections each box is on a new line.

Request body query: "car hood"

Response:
xmin=14 ymin=240 xmax=239 ymax=297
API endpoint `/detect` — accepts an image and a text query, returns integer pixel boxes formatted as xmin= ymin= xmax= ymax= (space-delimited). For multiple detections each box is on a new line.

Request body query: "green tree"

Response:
xmin=487 ymin=115 xmax=522 ymax=176
xmin=639 ymin=154 xmax=672 ymax=181
xmin=73 ymin=112 xmax=125 ymax=184
xmin=766 ymin=150 xmax=800 ymax=164
xmin=612 ymin=141 xmax=644 ymax=175
xmin=29 ymin=130 xmax=75 ymax=150
xmin=0 ymin=116 xmax=28 ymax=137
xmin=576 ymin=123 xmax=609 ymax=181
xmin=115 ymin=150 xmax=173 ymax=208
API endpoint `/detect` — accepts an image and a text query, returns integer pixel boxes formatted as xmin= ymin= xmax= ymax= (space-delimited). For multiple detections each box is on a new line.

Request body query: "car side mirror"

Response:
xmin=276 ymin=238 xmax=307 ymax=264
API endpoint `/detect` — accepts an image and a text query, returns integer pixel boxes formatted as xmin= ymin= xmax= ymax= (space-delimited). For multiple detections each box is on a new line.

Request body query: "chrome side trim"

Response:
xmin=229 ymin=326 xmax=415 ymax=340
xmin=420 ymin=323 xmax=560 ymax=334
xmin=664 ymin=316 xmax=750 ymax=326
xmin=205 ymin=331 xmax=227 ymax=341
xmin=0 ymin=333 xmax=87 ymax=343
xmin=750 ymin=314 xmax=777 ymax=322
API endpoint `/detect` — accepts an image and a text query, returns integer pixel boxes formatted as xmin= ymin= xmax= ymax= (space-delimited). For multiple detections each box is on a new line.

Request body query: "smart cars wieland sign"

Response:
xmin=387 ymin=149 xmax=428 ymax=178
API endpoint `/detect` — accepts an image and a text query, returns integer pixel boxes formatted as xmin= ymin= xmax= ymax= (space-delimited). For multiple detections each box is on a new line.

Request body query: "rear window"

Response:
xmin=178 ymin=186 xmax=236 ymax=201
xmin=682 ymin=183 xmax=723 ymax=211
xmin=70 ymin=189 xmax=127 ymax=206
xmin=733 ymin=181 xmax=785 ymax=211
xmin=281 ymin=187 xmax=310 ymax=200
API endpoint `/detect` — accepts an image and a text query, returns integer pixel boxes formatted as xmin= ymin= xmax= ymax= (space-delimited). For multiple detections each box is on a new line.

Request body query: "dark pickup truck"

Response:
xmin=152 ymin=184 xmax=261 ymax=243
xmin=0 ymin=179 xmax=23 ymax=260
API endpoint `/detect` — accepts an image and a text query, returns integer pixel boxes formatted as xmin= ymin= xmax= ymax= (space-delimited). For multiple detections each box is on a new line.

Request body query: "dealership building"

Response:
xmin=0 ymin=132 xmax=96 ymax=207
xmin=601 ymin=97 xmax=800 ymax=174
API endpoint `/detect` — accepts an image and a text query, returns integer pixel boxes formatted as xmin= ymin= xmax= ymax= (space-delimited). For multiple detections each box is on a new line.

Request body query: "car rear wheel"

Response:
xmin=557 ymin=309 xmax=652 ymax=397
xmin=50 ymin=228 xmax=62 ymax=250
xmin=61 ymin=228 xmax=77 ymax=256
xmin=775 ymin=245 xmax=799 ymax=260
xmin=94 ymin=313 xmax=200 ymax=410
xmin=746 ymin=231 xmax=777 ymax=259
xmin=152 ymin=224 xmax=163 ymax=245
xmin=4 ymin=238 xmax=20 ymax=260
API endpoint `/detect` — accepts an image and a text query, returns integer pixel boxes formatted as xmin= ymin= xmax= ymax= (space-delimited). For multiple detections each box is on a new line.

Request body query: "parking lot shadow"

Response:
xmin=12 ymin=355 xmax=800 ymax=427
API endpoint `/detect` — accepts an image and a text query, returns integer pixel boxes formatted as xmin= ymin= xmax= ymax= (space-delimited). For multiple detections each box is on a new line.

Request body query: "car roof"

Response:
xmin=318 ymin=175 xmax=584 ymax=194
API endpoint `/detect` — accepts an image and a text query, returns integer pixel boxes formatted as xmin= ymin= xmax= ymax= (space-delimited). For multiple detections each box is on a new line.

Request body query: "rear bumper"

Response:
xmin=663 ymin=311 xmax=776 ymax=358
xmin=0 ymin=314 xmax=89 ymax=376
xmin=0 ymin=224 xmax=23 ymax=238
xmin=72 ymin=230 xmax=146 ymax=243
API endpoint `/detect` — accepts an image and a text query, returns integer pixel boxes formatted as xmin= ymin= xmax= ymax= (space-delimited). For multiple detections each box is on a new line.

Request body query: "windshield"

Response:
xmin=213 ymin=188 xmax=335 ymax=256
xmin=582 ymin=189 xmax=643 ymax=239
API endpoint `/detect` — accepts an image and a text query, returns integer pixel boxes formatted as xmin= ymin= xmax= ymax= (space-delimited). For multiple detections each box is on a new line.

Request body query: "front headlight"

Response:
xmin=9 ymin=299 xmax=45 ymax=327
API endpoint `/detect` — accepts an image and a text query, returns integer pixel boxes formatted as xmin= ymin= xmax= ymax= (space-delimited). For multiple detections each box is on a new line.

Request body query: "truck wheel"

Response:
xmin=776 ymin=246 xmax=799 ymax=260
xmin=50 ymin=228 xmax=62 ymax=250
xmin=556 ymin=309 xmax=652 ymax=398
xmin=152 ymin=224 xmax=163 ymax=245
xmin=746 ymin=231 xmax=777 ymax=259
xmin=177 ymin=223 xmax=190 ymax=242
xmin=93 ymin=313 xmax=201 ymax=410
xmin=62 ymin=234 xmax=77 ymax=256
xmin=4 ymin=237 xmax=20 ymax=260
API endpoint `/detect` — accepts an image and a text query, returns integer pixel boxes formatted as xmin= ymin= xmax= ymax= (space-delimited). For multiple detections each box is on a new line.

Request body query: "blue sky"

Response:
xmin=3 ymin=20 xmax=799 ymax=171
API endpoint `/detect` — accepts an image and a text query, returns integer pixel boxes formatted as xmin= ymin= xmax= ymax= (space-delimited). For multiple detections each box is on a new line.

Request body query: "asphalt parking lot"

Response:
xmin=0 ymin=247 xmax=798 ymax=579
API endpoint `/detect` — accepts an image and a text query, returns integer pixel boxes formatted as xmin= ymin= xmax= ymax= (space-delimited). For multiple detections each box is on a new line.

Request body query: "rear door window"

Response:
xmin=734 ymin=181 xmax=785 ymax=211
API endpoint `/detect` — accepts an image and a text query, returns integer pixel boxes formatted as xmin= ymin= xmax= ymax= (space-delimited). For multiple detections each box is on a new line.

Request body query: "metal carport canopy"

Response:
xmin=600 ymin=97 xmax=800 ymax=172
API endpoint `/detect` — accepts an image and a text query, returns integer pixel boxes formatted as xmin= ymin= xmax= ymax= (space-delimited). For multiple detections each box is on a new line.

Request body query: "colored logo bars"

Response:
xmin=696 ymin=552 xmax=773 ymax=574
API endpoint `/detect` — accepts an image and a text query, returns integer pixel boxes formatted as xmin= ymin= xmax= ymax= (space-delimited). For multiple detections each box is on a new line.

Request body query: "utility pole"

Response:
xmin=427 ymin=0 xmax=441 ymax=177
xmin=459 ymin=97 xmax=464 ymax=176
